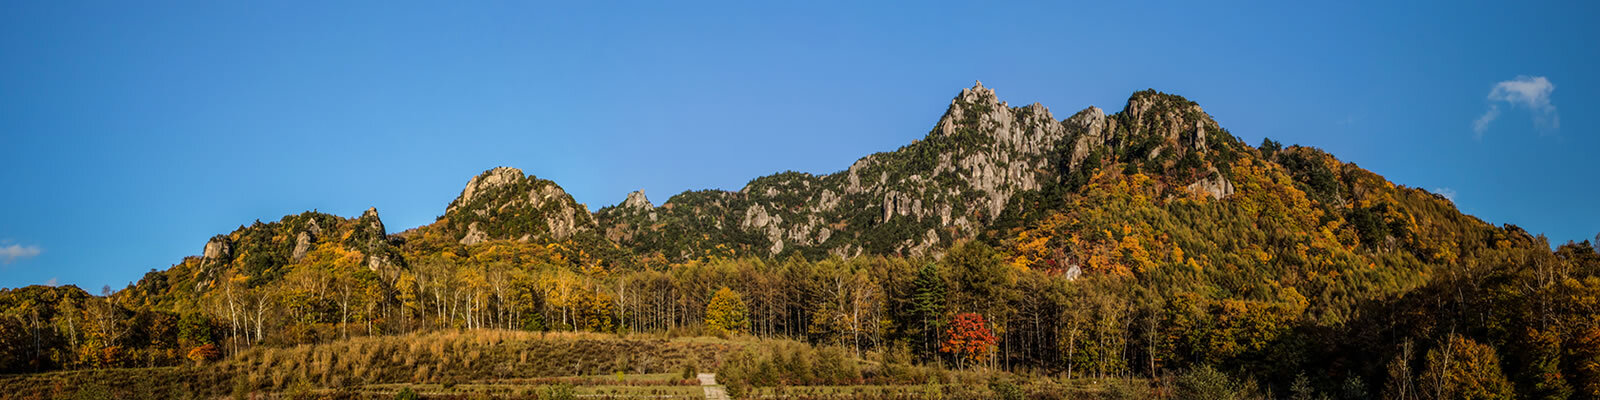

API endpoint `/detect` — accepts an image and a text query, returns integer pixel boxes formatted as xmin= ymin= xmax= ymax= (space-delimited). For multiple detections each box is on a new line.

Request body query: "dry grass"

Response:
xmin=0 ymin=329 xmax=747 ymax=399
xmin=1 ymin=331 xmax=1050 ymax=399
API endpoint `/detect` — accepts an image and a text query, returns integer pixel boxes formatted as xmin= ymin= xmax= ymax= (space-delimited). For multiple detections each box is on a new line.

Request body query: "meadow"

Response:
xmin=0 ymin=329 xmax=1172 ymax=399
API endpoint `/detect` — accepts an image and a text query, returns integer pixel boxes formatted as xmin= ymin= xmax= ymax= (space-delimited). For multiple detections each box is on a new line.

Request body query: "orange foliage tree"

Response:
xmin=186 ymin=343 xmax=220 ymax=365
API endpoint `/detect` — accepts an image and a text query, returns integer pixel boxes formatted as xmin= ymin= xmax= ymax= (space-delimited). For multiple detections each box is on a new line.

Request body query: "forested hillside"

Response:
xmin=3 ymin=83 xmax=1598 ymax=399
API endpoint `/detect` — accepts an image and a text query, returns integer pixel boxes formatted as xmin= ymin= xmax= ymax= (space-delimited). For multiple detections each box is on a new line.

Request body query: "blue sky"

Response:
xmin=1 ymin=1 xmax=1595 ymax=290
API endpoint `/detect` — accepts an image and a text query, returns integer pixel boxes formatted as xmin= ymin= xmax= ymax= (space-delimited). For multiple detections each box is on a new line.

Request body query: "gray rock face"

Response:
xmin=1121 ymin=94 xmax=1212 ymax=154
xmin=352 ymin=207 xmax=398 ymax=271
xmin=1065 ymin=106 xmax=1115 ymax=169
xmin=534 ymin=184 xmax=586 ymax=240
xmin=365 ymin=253 xmax=393 ymax=271
xmin=449 ymin=167 xmax=525 ymax=215
xmin=306 ymin=218 xmax=323 ymax=236
xmin=623 ymin=190 xmax=653 ymax=210
xmin=460 ymin=221 xmax=489 ymax=245
xmin=292 ymin=232 xmax=312 ymax=261
xmin=591 ymin=82 xmax=1243 ymax=262
xmin=605 ymin=82 xmax=1086 ymax=258
xmin=443 ymin=167 xmax=598 ymax=245
xmin=944 ymin=83 xmax=1068 ymax=217
xmin=361 ymin=207 xmax=385 ymax=235
xmin=1186 ymin=168 xmax=1236 ymax=200
xmin=202 ymin=235 xmax=231 ymax=261
xmin=856 ymin=80 xmax=1070 ymax=253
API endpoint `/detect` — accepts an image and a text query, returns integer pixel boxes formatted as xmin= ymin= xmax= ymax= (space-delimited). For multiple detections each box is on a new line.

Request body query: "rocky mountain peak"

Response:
xmin=358 ymin=207 xmax=386 ymax=235
xmin=202 ymin=235 xmax=231 ymax=262
xmin=436 ymin=167 xmax=596 ymax=245
xmin=522 ymin=84 xmax=1249 ymax=262
xmin=1064 ymin=106 xmax=1115 ymax=169
xmin=955 ymin=80 xmax=1002 ymax=107
xmin=1119 ymin=90 xmax=1218 ymax=154
xmin=450 ymin=167 xmax=526 ymax=214
xmin=623 ymin=190 xmax=653 ymax=210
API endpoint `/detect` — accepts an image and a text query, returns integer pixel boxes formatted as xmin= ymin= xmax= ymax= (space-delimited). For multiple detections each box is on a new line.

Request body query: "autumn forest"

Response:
xmin=3 ymin=84 xmax=1600 ymax=400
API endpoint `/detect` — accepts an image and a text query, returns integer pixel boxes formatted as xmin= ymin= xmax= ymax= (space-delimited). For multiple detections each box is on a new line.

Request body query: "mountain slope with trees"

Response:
xmin=3 ymin=82 xmax=1598 ymax=399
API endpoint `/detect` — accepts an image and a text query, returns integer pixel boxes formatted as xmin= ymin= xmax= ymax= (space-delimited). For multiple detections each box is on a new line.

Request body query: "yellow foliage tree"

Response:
xmin=1420 ymin=334 xmax=1515 ymax=400
xmin=704 ymin=287 xmax=749 ymax=336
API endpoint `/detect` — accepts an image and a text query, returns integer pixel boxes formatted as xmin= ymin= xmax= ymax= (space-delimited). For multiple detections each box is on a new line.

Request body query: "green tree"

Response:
xmin=909 ymin=263 xmax=946 ymax=358
xmin=1521 ymin=329 xmax=1572 ymax=400
xmin=178 ymin=312 xmax=213 ymax=347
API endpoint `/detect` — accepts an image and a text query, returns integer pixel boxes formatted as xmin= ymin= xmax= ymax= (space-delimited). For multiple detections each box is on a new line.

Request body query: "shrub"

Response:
xmin=230 ymin=377 xmax=251 ymax=400
xmin=394 ymin=387 xmax=419 ymax=400
xmin=285 ymin=379 xmax=314 ymax=400
xmin=69 ymin=383 xmax=110 ymax=400
xmin=1101 ymin=378 xmax=1153 ymax=400
xmin=1339 ymin=375 xmax=1368 ymax=400
xmin=724 ymin=379 xmax=748 ymax=400
xmin=1289 ymin=373 xmax=1315 ymax=400
xmin=545 ymin=383 xmax=576 ymax=400
xmin=1174 ymin=365 xmax=1252 ymax=400
xmin=987 ymin=376 xmax=1023 ymax=400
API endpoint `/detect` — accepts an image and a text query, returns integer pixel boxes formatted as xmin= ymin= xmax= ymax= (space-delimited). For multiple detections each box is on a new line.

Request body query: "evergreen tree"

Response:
xmin=909 ymin=263 xmax=946 ymax=359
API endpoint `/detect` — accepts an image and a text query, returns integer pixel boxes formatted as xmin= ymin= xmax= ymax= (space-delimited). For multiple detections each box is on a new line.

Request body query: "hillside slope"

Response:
xmin=5 ymin=82 xmax=1597 ymax=399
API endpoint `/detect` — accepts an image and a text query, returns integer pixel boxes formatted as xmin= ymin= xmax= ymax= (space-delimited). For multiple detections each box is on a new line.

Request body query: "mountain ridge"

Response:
xmin=11 ymin=82 xmax=1599 ymax=400
xmin=128 ymin=81 xmax=1478 ymax=278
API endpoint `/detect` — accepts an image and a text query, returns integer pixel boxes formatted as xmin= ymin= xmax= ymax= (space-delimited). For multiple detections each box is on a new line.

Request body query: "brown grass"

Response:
xmin=0 ymin=329 xmax=748 ymax=399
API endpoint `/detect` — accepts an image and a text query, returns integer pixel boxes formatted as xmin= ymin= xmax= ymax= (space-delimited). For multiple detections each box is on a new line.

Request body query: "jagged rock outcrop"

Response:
xmin=306 ymin=218 xmax=323 ymax=236
xmin=459 ymin=222 xmax=490 ymax=245
xmin=449 ymin=167 xmax=524 ymax=215
xmin=1120 ymin=91 xmax=1215 ymax=156
xmin=595 ymin=81 xmax=1094 ymax=260
xmin=435 ymin=167 xmax=598 ymax=245
xmin=346 ymin=207 xmax=401 ymax=271
xmin=1064 ymin=106 xmax=1114 ymax=168
xmin=176 ymin=210 xmax=403 ymax=294
xmin=292 ymin=231 xmax=312 ymax=261
xmin=589 ymin=82 xmax=1250 ymax=262
xmin=202 ymin=235 xmax=231 ymax=262
xmin=623 ymin=190 xmax=654 ymax=211
xmin=360 ymin=207 xmax=384 ymax=233
xmin=1187 ymin=168 xmax=1237 ymax=200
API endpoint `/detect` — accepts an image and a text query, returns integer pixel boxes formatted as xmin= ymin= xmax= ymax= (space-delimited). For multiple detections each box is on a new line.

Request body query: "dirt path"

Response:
xmin=697 ymin=373 xmax=728 ymax=400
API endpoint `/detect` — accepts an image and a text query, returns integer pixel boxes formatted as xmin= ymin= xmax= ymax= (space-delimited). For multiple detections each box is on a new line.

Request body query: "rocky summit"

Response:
xmin=148 ymin=83 xmax=1265 ymax=277
xmin=594 ymin=82 xmax=1237 ymax=262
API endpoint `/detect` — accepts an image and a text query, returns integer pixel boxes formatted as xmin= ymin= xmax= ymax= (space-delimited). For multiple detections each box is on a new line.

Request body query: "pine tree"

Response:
xmin=910 ymin=263 xmax=946 ymax=358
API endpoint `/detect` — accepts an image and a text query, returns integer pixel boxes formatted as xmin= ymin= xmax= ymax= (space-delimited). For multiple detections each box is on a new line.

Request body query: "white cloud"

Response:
xmin=1472 ymin=105 xmax=1500 ymax=137
xmin=1432 ymin=187 xmax=1457 ymax=202
xmin=1474 ymin=76 xmax=1559 ymax=137
xmin=45 ymin=277 xmax=58 ymax=287
xmin=1 ymin=244 xmax=42 ymax=264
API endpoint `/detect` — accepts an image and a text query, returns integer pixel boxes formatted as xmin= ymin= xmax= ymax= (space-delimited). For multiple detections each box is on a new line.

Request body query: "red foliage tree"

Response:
xmin=939 ymin=312 xmax=998 ymax=368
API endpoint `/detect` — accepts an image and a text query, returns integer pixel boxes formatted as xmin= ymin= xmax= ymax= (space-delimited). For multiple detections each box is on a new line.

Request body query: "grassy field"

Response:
xmin=359 ymin=373 xmax=706 ymax=399
xmin=0 ymin=330 xmax=1158 ymax=399
xmin=0 ymin=330 xmax=741 ymax=399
